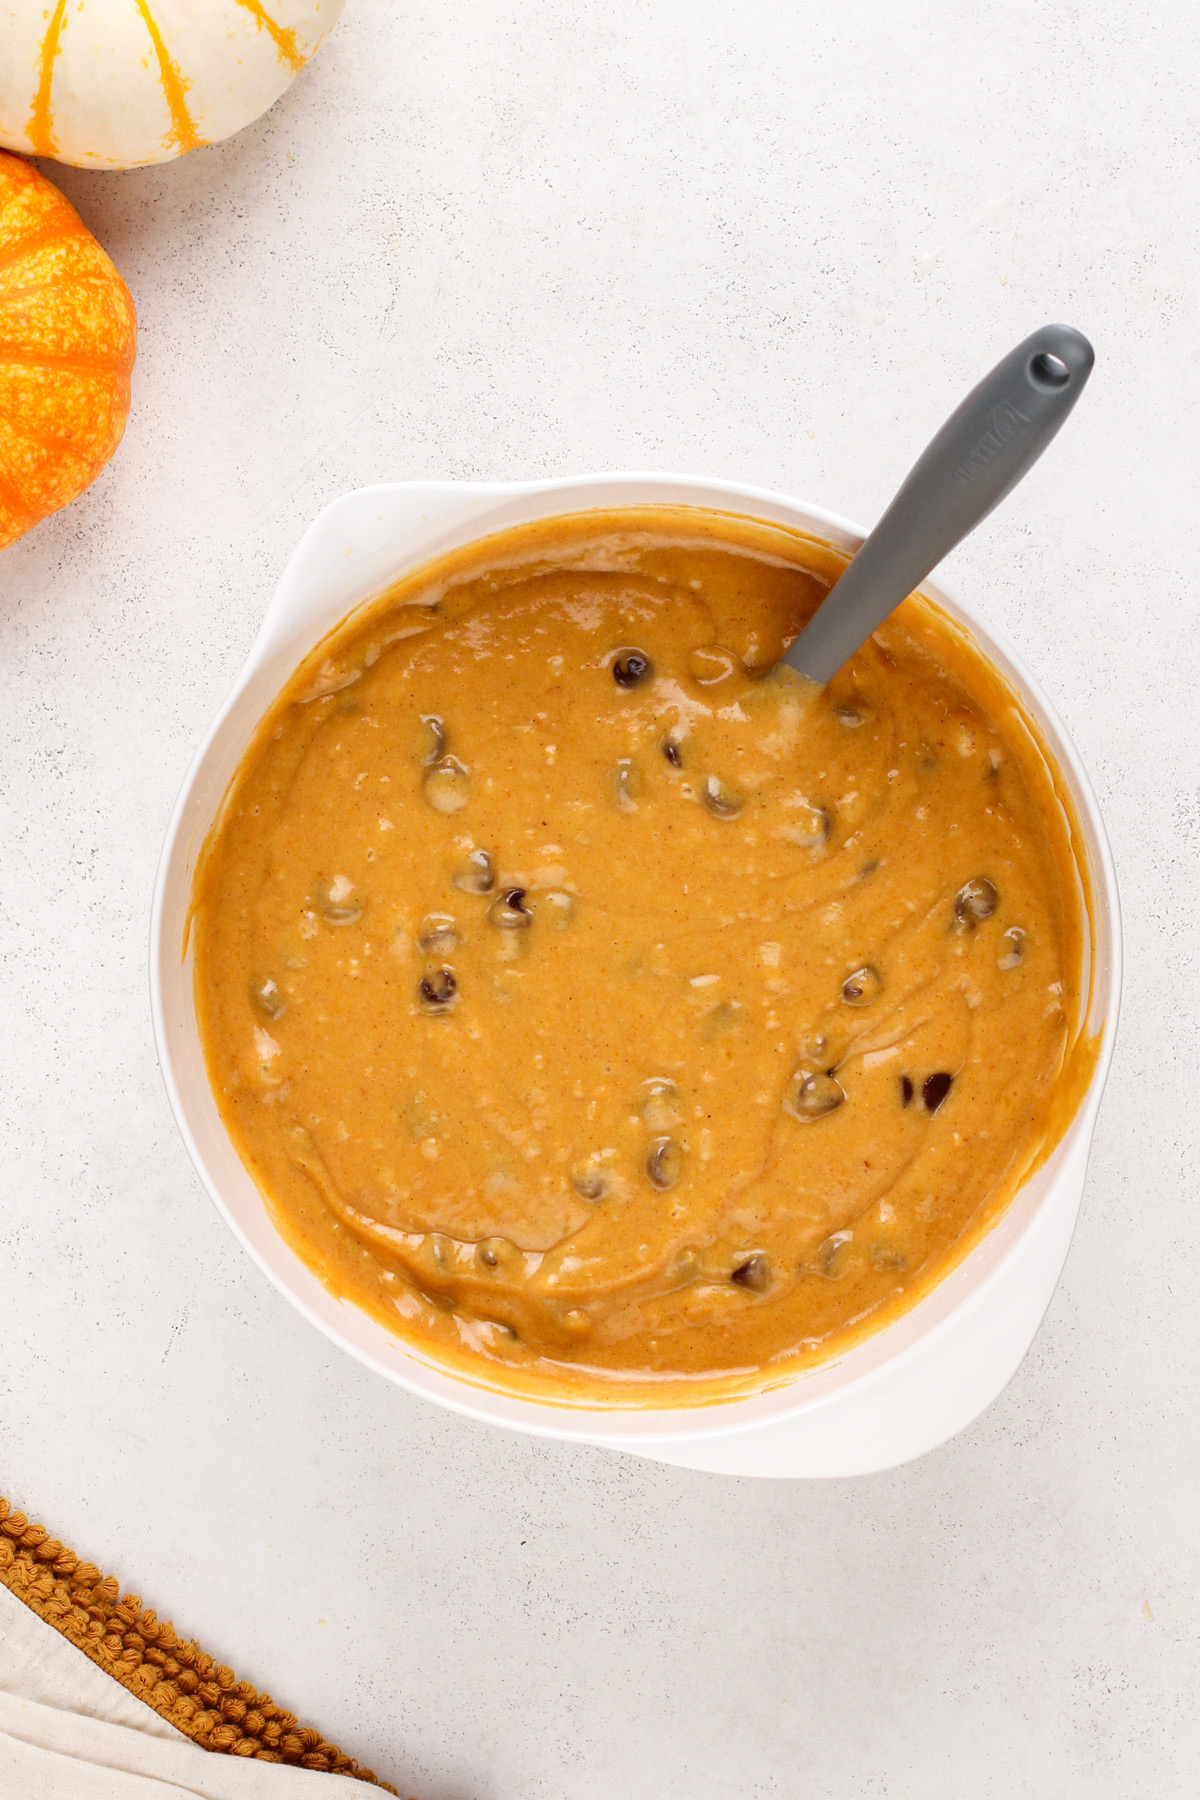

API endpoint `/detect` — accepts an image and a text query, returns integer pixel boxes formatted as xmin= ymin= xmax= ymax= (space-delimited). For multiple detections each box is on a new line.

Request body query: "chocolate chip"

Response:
xmin=476 ymin=1236 xmax=518 ymax=1269
xmin=488 ymin=888 xmax=532 ymax=930
xmin=841 ymin=965 xmax=882 ymax=1006
xmin=571 ymin=1164 xmax=608 ymax=1201
xmin=870 ymin=1245 xmax=907 ymax=1271
xmin=641 ymin=1078 xmax=681 ymax=1133
xmin=418 ymin=968 xmax=457 ymax=1007
xmin=998 ymin=926 xmax=1026 ymax=970
xmin=423 ymin=756 xmax=470 ymax=813
xmin=780 ymin=801 xmax=832 ymax=850
xmin=611 ymin=759 xmax=642 ymax=811
xmin=817 ymin=1230 xmax=853 ymax=1275
xmin=701 ymin=774 xmax=744 ymax=819
xmin=671 ymin=1246 xmax=700 ymax=1283
xmin=420 ymin=714 xmax=447 ymax=765
xmin=923 ymin=1071 xmax=953 ymax=1113
xmin=613 ymin=650 xmax=653 ymax=689
xmin=954 ymin=877 xmax=998 ymax=927
xmin=249 ymin=975 xmax=286 ymax=1021
xmin=732 ymin=1252 xmax=770 ymax=1292
xmin=900 ymin=1074 xmax=914 ymax=1106
xmin=645 ymin=1137 xmax=682 ymax=1190
xmin=314 ymin=875 xmax=362 ymax=924
xmin=416 ymin=913 xmax=458 ymax=954
xmin=784 ymin=1070 xmax=845 ymax=1119
xmin=662 ymin=736 xmax=683 ymax=767
xmin=451 ymin=848 xmax=495 ymax=894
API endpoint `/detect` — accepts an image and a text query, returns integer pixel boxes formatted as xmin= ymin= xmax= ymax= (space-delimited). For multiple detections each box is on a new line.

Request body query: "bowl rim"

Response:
xmin=150 ymin=470 xmax=1123 ymax=1443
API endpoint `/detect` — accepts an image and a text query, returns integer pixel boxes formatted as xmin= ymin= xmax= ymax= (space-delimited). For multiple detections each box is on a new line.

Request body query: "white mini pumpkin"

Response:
xmin=0 ymin=0 xmax=346 ymax=170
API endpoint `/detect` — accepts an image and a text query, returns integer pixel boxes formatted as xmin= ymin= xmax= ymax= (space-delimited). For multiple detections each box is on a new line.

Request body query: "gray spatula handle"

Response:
xmin=783 ymin=323 xmax=1094 ymax=684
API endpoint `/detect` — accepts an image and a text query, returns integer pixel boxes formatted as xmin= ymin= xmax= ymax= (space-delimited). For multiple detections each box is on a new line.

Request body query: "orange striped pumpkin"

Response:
xmin=0 ymin=1 xmax=345 ymax=171
xmin=0 ymin=152 xmax=137 ymax=551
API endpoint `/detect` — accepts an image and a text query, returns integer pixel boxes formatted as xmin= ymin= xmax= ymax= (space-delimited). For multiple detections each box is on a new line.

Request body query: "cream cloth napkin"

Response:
xmin=0 ymin=1583 xmax=362 ymax=1797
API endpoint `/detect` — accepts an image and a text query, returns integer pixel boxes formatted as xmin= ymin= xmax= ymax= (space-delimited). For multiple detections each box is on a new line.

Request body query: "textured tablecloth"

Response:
xmin=0 ymin=1585 xmax=359 ymax=1799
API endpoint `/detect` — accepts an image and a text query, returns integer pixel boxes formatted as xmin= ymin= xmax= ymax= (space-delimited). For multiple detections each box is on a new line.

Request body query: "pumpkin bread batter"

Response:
xmin=193 ymin=507 xmax=1093 ymax=1404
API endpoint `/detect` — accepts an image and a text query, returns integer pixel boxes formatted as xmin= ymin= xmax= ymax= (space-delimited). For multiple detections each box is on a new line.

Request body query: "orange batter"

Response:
xmin=192 ymin=508 xmax=1093 ymax=1404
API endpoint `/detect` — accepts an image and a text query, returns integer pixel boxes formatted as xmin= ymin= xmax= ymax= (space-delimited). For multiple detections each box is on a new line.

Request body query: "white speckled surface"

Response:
xmin=2 ymin=2 xmax=1198 ymax=1794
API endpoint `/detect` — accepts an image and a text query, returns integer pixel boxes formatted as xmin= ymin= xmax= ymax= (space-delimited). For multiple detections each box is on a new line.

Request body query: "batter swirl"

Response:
xmin=193 ymin=508 xmax=1092 ymax=1401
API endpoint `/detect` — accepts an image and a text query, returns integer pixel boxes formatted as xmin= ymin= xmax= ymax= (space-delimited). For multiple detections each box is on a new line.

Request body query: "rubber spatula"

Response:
xmin=782 ymin=324 xmax=1094 ymax=685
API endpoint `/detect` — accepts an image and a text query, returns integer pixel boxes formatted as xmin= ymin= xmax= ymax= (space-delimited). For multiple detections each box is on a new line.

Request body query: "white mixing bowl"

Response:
xmin=151 ymin=474 xmax=1121 ymax=1477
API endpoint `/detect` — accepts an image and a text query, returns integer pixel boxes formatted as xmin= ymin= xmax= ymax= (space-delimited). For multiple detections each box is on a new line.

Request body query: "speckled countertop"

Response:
xmin=2 ymin=2 xmax=1198 ymax=1795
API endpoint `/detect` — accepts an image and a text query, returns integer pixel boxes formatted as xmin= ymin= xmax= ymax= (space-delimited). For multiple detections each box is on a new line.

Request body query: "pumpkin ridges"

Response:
xmin=233 ymin=1 xmax=306 ymax=75
xmin=1 ymin=225 xmax=138 ymax=281
xmin=131 ymin=0 xmax=205 ymax=156
xmin=0 ymin=306 xmax=135 ymax=376
xmin=2 ymin=2 xmax=346 ymax=170
xmin=0 ymin=257 xmax=140 ymax=330
xmin=0 ymin=174 xmax=136 ymax=374
xmin=0 ymin=365 xmax=132 ymax=435
xmin=0 ymin=164 xmax=103 ymax=281
xmin=26 ymin=0 xmax=207 ymax=163
xmin=0 ymin=393 xmax=126 ymax=467
xmin=2 ymin=230 xmax=127 ymax=270
xmin=0 ymin=264 xmax=140 ymax=355
xmin=0 ymin=151 xmax=136 ymax=549
xmin=0 ymin=229 xmax=101 ymax=287
xmin=0 ymin=331 xmax=136 ymax=372
xmin=27 ymin=0 xmax=70 ymax=160
xmin=0 ymin=159 xmax=80 ymax=256
xmin=0 ymin=269 xmax=139 ymax=312
xmin=0 ymin=423 xmax=131 ymax=525
xmin=0 ymin=365 xmax=130 ymax=511
xmin=0 ymin=226 xmax=91 ymax=280
xmin=0 ymin=350 xmax=132 ymax=378
xmin=0 ymin=336 xmax=135 ymax=382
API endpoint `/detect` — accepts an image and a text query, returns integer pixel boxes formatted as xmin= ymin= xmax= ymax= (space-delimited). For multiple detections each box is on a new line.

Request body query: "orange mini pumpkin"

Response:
xmin=0 ymin=151 xmax=136 ymax=550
